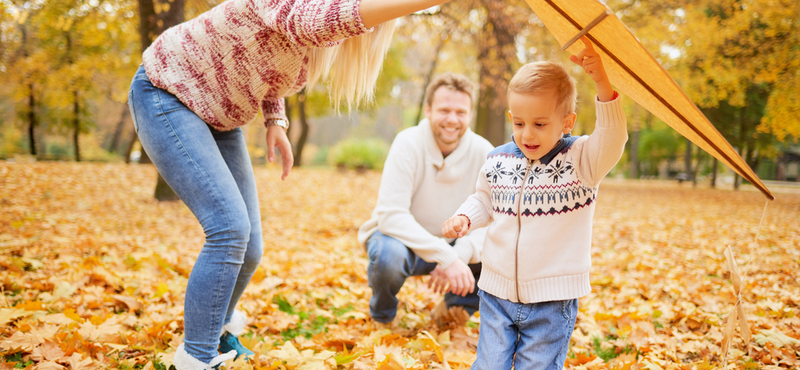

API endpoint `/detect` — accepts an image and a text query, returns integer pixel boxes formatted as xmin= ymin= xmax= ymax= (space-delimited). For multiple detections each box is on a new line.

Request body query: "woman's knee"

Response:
xmin=204 ymin=216 xmax=252 ymax=257
xmin=240 ymin=230 xmax=263 ymax=272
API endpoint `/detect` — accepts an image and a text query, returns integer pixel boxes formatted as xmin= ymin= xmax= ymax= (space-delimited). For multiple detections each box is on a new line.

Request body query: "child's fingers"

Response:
xmin=580 ymin=36 xmax=594 ymax=51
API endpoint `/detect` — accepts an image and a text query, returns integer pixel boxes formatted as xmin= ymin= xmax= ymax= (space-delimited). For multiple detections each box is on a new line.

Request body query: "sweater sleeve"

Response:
xmin=455 ymin=165 xmax=493 ymax=231
xmin=576 ymin=95 xmax=628 ymax=187
xmin=374 ymin=133 xmax=461 ymax=269
xmin=261 ymin=0 xmax=370 ymax=47
xmin=261 ymin=98 xmax=288 ymax=124
xmin=452 ymin=226 xmax=486 ymax=264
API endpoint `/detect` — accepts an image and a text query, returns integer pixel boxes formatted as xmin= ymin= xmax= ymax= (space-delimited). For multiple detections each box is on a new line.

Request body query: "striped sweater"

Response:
xmin=455 ymin=96 xmax=628 ymax=303
xmin=142 ymin=0 xmax=369 ymax=131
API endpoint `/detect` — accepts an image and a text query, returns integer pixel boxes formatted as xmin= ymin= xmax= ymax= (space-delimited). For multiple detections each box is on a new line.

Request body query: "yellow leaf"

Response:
xmin=0 ymin=309 xmax=33 ymax=326
xmin=153 ymin=283 xmax=170 ymax=299
xmin=376 ymin=353 xmax=406 ymax=370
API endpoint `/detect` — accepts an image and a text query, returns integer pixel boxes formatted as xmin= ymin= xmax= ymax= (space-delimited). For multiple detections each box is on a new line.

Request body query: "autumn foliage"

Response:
xmin=1 ymin=162 xmax=799 ymax=369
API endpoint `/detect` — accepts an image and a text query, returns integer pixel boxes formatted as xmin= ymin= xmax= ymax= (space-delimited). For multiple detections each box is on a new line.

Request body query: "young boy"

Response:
xmin=442 ymin=37 xmax=628 ymax=369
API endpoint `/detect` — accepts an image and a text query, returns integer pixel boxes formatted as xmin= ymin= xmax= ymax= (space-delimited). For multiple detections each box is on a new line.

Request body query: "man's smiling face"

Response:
xmin=425 ymin=86 xmax=472 ymax=157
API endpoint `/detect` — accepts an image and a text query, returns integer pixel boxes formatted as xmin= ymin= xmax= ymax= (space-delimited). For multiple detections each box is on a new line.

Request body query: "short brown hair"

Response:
xmin=424 ymin=73 xmax=476 ymax=107
xmin=508 ymin=62 xmax=577 ymax=116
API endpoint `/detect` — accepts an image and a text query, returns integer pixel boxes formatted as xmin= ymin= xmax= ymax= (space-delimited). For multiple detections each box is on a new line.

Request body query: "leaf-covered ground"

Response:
xmin=1 ymin=162 xmax=798 ymax=370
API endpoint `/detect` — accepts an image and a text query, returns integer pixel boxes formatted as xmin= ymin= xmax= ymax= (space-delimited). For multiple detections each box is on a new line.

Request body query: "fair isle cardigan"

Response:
xmin=142 ymin=0 xmax=369 ymax=131
xmin=455 ymin=96 xmax=628 ymax=304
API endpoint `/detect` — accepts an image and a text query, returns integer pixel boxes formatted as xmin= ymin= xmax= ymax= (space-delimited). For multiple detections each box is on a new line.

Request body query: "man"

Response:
xmin=358 ymin=73 xmax=494 ymax=326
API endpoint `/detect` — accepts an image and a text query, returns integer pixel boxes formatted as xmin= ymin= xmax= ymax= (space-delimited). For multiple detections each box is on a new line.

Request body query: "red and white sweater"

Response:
xmin=142 ymin=0 xmax=369 ymax=131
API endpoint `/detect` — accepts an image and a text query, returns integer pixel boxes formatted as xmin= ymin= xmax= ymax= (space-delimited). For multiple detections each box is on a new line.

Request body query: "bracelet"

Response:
xmin=266 ymin=119 xmax=289 ymax=130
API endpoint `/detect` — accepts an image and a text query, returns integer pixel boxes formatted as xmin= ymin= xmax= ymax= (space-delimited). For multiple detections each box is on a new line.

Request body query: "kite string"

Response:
xmin=742 ymin=199 xmax=769 ymax=278
xmin=722 ymin=198 xmax=769 ymax=370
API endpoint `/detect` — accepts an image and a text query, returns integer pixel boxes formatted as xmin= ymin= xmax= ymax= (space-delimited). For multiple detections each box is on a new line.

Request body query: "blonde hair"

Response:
xmin=306 ymin=19 xmax=397 ymax=110
xmin=508 ymin=62 xmax=577 ymax=116
xmin=424 ymin=73 xmax=476 ymax=107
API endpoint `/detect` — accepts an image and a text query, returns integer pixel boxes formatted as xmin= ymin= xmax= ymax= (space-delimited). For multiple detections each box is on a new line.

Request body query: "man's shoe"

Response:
xmin=218 ymin=332 xmax=255 ymax=361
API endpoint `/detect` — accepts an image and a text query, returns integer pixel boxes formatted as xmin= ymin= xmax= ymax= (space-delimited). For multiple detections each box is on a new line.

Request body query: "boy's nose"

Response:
xmin=523 ymin=126 xmax=536 ymax=140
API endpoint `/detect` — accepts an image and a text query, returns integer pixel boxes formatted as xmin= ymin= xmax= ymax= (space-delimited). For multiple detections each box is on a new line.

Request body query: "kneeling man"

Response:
xmin=358 ymin=73 xmax=494 ymax=325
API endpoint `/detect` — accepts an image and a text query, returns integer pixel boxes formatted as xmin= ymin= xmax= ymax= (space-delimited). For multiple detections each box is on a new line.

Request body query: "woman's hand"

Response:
xmin=266 ymin=125 xmax=293 ymax=180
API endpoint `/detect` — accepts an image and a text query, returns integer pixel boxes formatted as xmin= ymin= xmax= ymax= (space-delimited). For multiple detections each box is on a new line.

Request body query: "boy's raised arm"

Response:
xmin=569 ymin=37 xmax=614 ymax=102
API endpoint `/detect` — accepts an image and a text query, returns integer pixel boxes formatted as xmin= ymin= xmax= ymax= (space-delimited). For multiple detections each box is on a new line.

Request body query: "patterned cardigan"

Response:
xmin=142 ymin=0 xmax=369 ymax=131
xmin=455 ymin=96 xmax=628 ymax=304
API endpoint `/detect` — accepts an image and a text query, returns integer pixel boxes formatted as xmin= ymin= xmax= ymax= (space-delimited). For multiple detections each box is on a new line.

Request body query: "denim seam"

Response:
xmin=153 ymin=87 xmax=231 ymax=347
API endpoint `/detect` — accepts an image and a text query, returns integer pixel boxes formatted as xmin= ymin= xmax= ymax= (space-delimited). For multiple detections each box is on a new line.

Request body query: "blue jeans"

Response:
xmin=128 ymin=66 xmax=263 ymax=363
xmin=471 ymin=290 xmax=578 ymax=370
xmin=366 ymin=231 xmax=481 ymax=323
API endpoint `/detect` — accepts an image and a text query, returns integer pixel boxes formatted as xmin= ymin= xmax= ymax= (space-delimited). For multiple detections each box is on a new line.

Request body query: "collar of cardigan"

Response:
xmin=507 ymin=133 xmax=579 ymax=165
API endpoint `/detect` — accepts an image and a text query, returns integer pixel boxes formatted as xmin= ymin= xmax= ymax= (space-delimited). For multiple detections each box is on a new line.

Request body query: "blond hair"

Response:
xmin=508 ymin=62 xmax=577 ymax=116
xmin=306 ymin=19 xmax=397 ymax=110
xmin=424 ymin=73 xmax=476 ymax=107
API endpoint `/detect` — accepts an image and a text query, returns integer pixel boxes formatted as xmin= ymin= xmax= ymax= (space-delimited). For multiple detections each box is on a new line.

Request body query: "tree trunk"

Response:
xmin=629 ymin=107 xmax=639 ymax=179
xmin=691 ymin=152 xmax=702 ymax=187
xmin=416 ymin=39 xmax=445 ymax=125
xmin=684 ymin=138 xmax=692 ymax=180
xmin=710 ymin=158 xmax=718 ymax=188
xmin=474 ymin=1 xmax=516 ymax=146
xmin=124 ymin=132 xmax=136 ymax=164
xmin=107 ymin=105 xmax=130 ymax=155
xmin=73 ymin=91 xmax=81 ymax=162
xmin=294 ymin=90 xmax=310 ymax=167
xmin=28 ymin=84 xmax=37 ymax=156
xmin=154 ymin=174 xmax=180 ymax=201
xmin=136 ymin=0 xmax=185 ymax=199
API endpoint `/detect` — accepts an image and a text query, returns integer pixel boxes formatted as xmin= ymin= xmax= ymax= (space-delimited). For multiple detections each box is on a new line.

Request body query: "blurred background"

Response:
xmin=1 ymin=0 xmax=798 ymax=194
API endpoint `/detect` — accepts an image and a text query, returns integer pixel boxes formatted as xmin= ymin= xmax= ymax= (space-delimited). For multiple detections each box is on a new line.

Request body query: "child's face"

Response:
xmin=508 ymin=91 xmax=576 ymax=161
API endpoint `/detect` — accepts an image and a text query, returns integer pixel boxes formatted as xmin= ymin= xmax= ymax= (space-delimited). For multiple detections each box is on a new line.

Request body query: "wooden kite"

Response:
xmin=523 ymin=0 xmax=774 ymax=200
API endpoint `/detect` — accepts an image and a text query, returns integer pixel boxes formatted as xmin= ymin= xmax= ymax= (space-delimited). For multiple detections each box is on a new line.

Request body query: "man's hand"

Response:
xmin=266 ymin=125 xmax=293 ymax=180
xmin=442 ymin=215 xmax=470 ymax=239
xmin=569 ymin=36 xmax=614 ymax=102
xmin=427 ymin=259 xmax=475 ymax=297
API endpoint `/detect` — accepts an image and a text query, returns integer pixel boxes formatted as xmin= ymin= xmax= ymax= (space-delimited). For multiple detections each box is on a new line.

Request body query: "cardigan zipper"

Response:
xmin=513 ymin=160 xmax=533 ymax=302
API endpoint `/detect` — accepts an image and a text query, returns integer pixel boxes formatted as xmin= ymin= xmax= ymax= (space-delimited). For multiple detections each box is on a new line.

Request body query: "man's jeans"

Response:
xmin=471 ymin=290 xmax=578 ymax=370
xmin=128 ymin=66 xmax=262 ymax=363
xmin=366 ymin=231 xmax=481 ymax=323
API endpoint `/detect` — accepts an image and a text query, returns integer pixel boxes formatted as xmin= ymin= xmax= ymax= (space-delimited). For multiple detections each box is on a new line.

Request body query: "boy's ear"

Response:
xmin=507 ymin=110 xmax=513 ymax=122
xmin=562 ymin=112 xmax=577 ymax=134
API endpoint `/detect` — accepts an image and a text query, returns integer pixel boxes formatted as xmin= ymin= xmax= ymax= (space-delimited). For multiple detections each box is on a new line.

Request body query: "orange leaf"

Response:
xmin=31 ymin=340 xmax=65 ymax=362
xmin=565 ymin=352 xmax=597 ymax=366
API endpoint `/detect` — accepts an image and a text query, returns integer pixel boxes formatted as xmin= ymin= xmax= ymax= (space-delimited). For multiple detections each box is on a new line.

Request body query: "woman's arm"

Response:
xmin=360 ymin=0 xmax=451 ymax=28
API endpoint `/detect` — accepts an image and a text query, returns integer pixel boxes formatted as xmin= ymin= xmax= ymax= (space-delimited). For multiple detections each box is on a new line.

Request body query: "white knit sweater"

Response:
xmin=456 ymin=96 xmax=628 ymax=303
xmin=358 ymin=119 xmax=494 ymax=268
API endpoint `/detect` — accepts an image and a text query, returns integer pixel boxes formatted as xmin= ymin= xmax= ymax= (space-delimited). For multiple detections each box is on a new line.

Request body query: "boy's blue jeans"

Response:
xmin=471 ymin=290 xmax=578 ymax=370
xmin=366 ymin=231 xmax=481 ymax=323
xmin=128 ymin=66 xmax=262 ymax=363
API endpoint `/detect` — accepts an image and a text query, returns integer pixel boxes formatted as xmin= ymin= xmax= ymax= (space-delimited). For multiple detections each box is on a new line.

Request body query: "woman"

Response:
xmin=127 ymin=0 xmax=453 ymax=369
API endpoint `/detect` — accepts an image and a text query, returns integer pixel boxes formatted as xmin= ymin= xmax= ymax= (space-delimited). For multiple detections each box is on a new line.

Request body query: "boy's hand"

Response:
xmin=442 ymin=215 xmax=471 ymax=238
xmin=266 ymin=125 xmax=293 ymax=180
xmin=569 ymin=37 xmax=614 ymax=102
